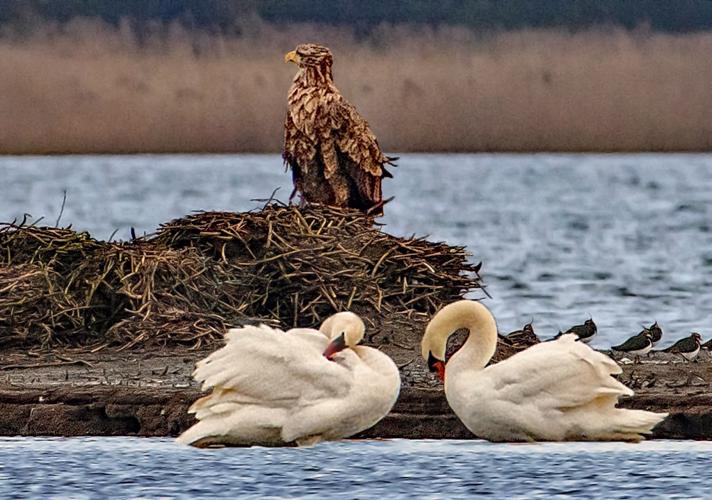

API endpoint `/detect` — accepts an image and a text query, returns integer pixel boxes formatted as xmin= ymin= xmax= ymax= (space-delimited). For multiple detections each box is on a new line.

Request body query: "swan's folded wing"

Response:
xmin=285 ymin=327 xmax=330 ymax=353
xmin=192 ymin=324 xmax=352 ymax=409
xmin=482 ymin=334 xmax=631 ymax=410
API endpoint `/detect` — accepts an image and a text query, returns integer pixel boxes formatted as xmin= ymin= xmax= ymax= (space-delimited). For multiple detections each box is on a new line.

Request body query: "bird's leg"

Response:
xmin=329 ymin=171 xmax=350 ymax=207
xmin=365 ymin=196 xmax=395 ymax=217
xmin=288 ymin=186 xmax=299 ymax=204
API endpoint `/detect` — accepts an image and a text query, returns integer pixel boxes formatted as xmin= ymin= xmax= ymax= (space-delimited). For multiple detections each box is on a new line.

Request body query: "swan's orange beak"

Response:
xmin=427 ymin=352 xmax=446 ymax=382
xmin=323 ymin=333 xmax=347 ymax=360
xmin=432 ymin=361 xmax=446 ymax=381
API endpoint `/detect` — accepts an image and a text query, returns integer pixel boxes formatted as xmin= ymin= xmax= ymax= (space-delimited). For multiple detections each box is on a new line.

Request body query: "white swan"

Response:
xmin=177 ymin=312 xmax=401 ymax=447
xmin=421 ymin=300 xmax=668 ymax=442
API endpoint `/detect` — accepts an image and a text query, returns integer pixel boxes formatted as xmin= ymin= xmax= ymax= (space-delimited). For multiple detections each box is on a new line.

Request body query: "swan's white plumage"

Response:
xmin=192 ymin=324 xmax=349 ymax=402
xmin=477 ymin=335 xmax=631 ymax=407
xmin=177 ymin=316 xmax=400 ymax=447
xmin=423 ymin=301 xmax=668 ymax=442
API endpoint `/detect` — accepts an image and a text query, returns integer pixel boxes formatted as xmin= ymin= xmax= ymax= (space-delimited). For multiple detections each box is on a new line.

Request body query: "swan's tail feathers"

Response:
xmin=176 ymin=420 xmax=227 ymax=447
xmin=617 ymin=409 xmax=669 ymax=436
xmin=176 ymin=406 xmax=287 ymax=447
xmin=571 ymin=396 xmax=668 ymax=441
xmin=594 ymin=409 xmax=669 ymax=441
xmin=187 ymin=394 xmax=213 ymax=415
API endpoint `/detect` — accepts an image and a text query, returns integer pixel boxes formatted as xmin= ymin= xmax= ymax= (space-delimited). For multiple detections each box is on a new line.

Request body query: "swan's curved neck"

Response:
xmin=425 ymin=301 xmax=498 ymax=374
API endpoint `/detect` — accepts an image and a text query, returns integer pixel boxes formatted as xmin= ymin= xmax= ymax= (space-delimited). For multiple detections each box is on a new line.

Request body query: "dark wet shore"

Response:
xmin=2 ymin=346 xmax=711 ymax=440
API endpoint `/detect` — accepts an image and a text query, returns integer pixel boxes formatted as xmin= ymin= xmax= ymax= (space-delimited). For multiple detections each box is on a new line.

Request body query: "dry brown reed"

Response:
xmin=0 ymin=204 xmax=481 ymax=348
xmin=1 ymin=21 xmax=712 ymax=153
xmin=0 ymin=263 xmax=80 ymax=347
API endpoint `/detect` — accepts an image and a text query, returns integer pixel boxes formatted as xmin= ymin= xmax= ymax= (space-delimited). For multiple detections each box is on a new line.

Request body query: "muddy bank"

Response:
xmin=2 ymin=346 xmax=711 ymax=440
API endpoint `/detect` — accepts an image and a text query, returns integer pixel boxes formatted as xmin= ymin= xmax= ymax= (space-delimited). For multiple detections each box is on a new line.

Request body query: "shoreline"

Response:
xmin=2 ymin=347 xmax=711 ymax=440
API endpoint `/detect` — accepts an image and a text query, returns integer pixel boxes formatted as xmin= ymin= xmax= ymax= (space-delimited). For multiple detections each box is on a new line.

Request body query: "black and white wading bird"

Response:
xmin=646 ymin=322 xmax=663 ymax=347
xmin=554 ymin=318 xmax=597 ymax=343
xmin=663 ymin=332 xmax=702 ymax=362
xmin=702 ymin=338 xmax=712 ymax=351
xmin=612 ymin=331 xmax=653 ymax=363
xmin=500 ymin=322 xmax=539 ymax=349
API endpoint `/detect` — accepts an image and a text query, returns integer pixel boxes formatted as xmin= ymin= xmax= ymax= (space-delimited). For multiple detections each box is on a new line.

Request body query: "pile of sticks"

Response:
xmin=0 ymin=204 xmax=483 ymax=349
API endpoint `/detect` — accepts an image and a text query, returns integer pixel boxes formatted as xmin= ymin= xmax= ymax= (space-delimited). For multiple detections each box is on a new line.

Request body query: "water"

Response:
xmin=0 ymin=437 xmax=708 ymax=499
xmin=2 ymin=154 xmax=711 ymax=497
xmin=2 ymin=153 xmax=712 ymax=347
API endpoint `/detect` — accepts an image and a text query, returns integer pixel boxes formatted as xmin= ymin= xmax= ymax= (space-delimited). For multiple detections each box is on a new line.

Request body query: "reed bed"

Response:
xmin=2 ymin=22 xmax=712 ymax=153
xmin=0 ymin=205 xmax=482 ymax=349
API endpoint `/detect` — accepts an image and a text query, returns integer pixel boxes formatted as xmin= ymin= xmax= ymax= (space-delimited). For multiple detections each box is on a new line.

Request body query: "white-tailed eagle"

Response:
xmin=283 ymin=43 xmax=394 ymax=214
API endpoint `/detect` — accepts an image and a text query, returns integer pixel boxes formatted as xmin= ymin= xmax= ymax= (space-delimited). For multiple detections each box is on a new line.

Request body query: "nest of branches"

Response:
xmin=0 ymin=263 xmax=81 ymax=347
xmin=0 ymin=204 xmax=482 ymax=349
xmin=153 ymin=205 xmax=482 ymax=326
xmin=0 ymin=220 xmax=101 ymax=273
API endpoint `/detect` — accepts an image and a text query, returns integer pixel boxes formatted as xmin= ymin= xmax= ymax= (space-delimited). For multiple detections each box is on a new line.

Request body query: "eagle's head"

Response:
xmin=284 ymin=43 xmax=333 ymax=69
xmin=284 ymin=43 xmax=334 ymax=68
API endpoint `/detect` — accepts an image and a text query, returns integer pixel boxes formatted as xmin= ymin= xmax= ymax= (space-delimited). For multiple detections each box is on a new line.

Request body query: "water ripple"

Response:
xmin=0 ymin=438 xmax=711 ymax=499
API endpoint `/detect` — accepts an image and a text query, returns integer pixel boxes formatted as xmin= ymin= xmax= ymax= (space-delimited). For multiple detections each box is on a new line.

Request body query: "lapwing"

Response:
xmin=646 ymin=321 xmax=663 ymax=347
xmin=554 ymin=318 xmax=597 ymax=343
xmin=663 ymin=332 xmax=702 ymax=362
xmin=503 ymin=322 xmax=539 ymax=349
xmin=612 ymin=331 xmax=653 ymax=363
xmin=702 ymin=338 xmax=712 ymax=351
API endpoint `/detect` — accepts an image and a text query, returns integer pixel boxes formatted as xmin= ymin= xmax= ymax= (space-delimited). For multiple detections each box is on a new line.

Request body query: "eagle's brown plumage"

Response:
xmin=283 ymin=43 xmax=394 ymax=214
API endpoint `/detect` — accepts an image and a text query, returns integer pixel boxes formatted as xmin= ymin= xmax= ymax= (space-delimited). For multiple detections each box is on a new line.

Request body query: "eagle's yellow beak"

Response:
xmin=284 ymin=50 xmax=298 ymax=64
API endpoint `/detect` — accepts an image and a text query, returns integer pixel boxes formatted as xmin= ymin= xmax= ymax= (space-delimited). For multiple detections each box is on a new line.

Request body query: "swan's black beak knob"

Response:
xmin=323 ymin=333 xmax=347 ymax=360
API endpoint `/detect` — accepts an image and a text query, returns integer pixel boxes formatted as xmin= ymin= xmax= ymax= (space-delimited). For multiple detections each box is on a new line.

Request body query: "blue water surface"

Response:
xmin=0 ymin=437 xmax=710 ymax=499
